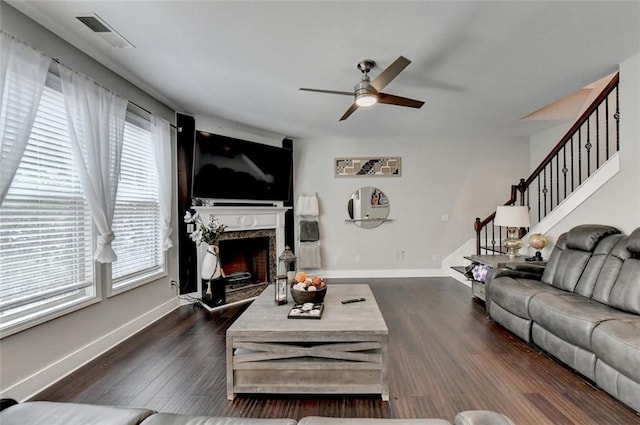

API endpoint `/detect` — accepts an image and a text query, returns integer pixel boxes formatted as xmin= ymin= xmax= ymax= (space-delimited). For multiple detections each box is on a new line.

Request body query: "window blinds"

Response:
xmin=111 ymin=117 xmax=163 ymax=287
xmin=1 ymin=76 xmax=165 ymax=332
xmin=0 ymin=84 xmax=94 ymax=320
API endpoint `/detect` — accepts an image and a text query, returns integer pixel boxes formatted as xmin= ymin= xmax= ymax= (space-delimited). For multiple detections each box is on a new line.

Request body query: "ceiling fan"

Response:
xmin=300 ymin=56 xmax=425 ymax=121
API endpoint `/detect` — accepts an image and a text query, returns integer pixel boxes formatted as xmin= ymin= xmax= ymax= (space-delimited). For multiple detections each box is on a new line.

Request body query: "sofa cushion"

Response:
xmin=591 ymin=236 xmax=631 ymax=303
xmin=592 ymin=319 xmax=640 ymax=384
xmin=591 ymin=228 xmax=640 ymax=314
xmin=626 ymin=227 xmax=640 ymax=255
xmin=603 ymin=257 xmax=640 ymax=314
xmin=490 ymin=277 xmax=565 ymax=320
xmin=573 ymin=234 xmax=624 ymax=297
xmin=143 ymin=414 xmax=297 ymax=425
xmin=0 ymin=401 xmax=154 ymax=425
xmin=541 ymin=226 xmax=621 ymax=292
xmin=298 ymin=417 xmax=449 ymax=425
xmin=565 ymin=224 xmax=621 ymax=251
xmin=528 ymin=293 xmax=638 ymax=351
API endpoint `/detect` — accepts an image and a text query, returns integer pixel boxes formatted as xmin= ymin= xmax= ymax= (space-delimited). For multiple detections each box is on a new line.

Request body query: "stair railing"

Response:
xmin=475 ymin=73 xmax=620 ymax=255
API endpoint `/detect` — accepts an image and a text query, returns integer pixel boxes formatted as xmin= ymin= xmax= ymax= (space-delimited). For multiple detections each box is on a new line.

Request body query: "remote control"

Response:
xmin=341 ymin=297 xmax=366 ymax=304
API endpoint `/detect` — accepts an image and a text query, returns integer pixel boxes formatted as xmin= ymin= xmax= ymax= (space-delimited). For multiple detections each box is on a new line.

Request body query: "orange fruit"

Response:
xmin=295 ymin=272 xmax=306 ymax=283
xmin=311 ymin=275 xmax=322 ymax=286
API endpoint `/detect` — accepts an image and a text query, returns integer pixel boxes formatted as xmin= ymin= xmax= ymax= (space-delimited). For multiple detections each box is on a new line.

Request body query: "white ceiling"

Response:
xmin=8 ymin=1 xmax=640 ymax=141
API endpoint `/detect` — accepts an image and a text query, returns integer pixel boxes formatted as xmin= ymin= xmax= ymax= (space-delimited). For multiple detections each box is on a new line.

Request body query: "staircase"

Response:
xmin=452 ymin=73 xmax=620 ymax=281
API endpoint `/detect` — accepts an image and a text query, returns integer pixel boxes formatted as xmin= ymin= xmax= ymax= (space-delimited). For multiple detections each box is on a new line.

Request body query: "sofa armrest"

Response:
xmin=454 ymin=410 xmax=515 ymax=425
xmin=486 ymin=267 xmax=542 ymax=282
xmin=485 ymin=268 xmax=542 ymax=313
xmin=0 ymin=399 xmax=17 ymax=412
xmin=506 ymin=262 xmax=546 ymax=276
xmin=0 ymin=401 xmax=154 ymax=425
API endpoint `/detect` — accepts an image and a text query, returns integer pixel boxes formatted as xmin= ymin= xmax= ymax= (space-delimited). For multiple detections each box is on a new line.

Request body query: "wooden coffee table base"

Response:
xmin=226 ymin=284 xmax=389 ymax=400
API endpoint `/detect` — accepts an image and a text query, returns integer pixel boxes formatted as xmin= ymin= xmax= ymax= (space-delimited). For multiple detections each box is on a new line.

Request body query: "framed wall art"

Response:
xmin=334 ymin=157 xmax=401 ymax=177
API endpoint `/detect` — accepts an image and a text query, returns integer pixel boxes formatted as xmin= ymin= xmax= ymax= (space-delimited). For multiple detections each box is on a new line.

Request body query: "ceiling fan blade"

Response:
xmin=377 ymin=93 xmax=425 ymax=109
xmin=339 ymin=103 xmax=359 ymax=121
xmin=370 ymin=56 xmax=411 ymax=92
xmin=299 ymin=88 xmax=353 ymax=96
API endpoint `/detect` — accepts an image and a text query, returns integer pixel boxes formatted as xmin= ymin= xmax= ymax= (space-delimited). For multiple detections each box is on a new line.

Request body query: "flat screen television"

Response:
xmin=192 ymin=131 xmax=293 ymax=202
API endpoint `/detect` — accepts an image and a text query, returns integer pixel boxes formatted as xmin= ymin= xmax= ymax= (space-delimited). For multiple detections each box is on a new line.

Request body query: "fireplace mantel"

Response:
xmin=192 ymin=203 xmax=290 ymax=310
xmin=194 ymin=204 xmax=289 ymax=233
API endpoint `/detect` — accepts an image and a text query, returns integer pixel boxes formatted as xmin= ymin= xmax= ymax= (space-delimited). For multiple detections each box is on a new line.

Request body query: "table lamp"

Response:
xmin=494 ymin=206 xmax=530 ymax=258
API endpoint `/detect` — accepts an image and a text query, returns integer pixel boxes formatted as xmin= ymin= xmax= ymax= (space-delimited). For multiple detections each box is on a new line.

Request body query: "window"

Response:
xmin=0 ymin=81 xmax=96 ymax=335
xmin=110 ymin=114 xmax=164 ymax=293
xmin=0 ymin=74 xmax=166 ymax=335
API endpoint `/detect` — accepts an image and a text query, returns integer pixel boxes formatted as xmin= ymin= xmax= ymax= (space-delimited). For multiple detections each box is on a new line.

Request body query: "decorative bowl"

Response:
xmin=290 ymin=285 xmax=327 ymax=304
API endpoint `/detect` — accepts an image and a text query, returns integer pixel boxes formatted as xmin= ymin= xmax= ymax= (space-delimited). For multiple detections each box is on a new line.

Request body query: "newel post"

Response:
xmin=517 ymin=178 xmax=527 ymax=206
xmin=474 ymin=217 xmax=482 ymax=255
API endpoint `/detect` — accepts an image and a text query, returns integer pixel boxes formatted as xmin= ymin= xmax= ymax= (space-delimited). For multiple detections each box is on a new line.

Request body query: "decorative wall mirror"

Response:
xmin=347 ymin=187 xmax=390 ymax=229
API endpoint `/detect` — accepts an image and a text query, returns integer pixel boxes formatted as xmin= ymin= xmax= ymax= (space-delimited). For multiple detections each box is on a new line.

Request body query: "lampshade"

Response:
xmin=355 ymin=92 xmax=378 ymax=107
xmin=354 ymin=79 xmax=378 ymax=107
xmin=494 ymin=206 xmax=530 ymax=227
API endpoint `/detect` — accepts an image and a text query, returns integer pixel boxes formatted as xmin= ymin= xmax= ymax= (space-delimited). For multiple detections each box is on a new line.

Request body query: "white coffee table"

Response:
xmin=226 ymin=284 xmax=389 ymax=400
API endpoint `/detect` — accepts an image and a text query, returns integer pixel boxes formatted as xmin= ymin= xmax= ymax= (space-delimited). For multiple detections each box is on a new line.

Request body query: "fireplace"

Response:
xmin=193 ymin=203 xmax=288 ymax=310
xmin=218 ymin=229 xmax=277 ymax=304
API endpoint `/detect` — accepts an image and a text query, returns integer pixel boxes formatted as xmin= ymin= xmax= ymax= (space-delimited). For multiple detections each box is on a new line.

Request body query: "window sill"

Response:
xmin=107 ymin=269 xmax=168 ymax=298
xmin=0 ymin=294 xmax=100 ymax=339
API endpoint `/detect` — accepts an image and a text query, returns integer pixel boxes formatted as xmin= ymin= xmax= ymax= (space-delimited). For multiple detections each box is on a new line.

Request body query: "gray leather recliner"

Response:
xmin=0 ymin=401 xmax=514 ymax=425
xmin=486 ymin=224 xmax=640 ymax=412
xmin=486 ymin=224 xmax=621 ymax=342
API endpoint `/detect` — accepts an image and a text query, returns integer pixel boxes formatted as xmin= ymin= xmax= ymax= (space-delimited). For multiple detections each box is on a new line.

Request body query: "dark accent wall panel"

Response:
xmin=282 ymin=137 xmax=295 ymax=252
xmin=177 ymin=113 xmax=197 ymax=294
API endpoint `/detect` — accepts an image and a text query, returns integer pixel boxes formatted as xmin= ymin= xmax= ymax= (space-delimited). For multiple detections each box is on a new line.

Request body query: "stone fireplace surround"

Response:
xmin=193 ymin=201 xmax=289 ymax=310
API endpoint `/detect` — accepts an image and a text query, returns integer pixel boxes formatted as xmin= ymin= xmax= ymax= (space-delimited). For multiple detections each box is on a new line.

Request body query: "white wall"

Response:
xmin=193 ymin=113 xmax=284 ymax=148
xmin=193 ymin=115 xmax=531 ymax=279
xmin=294 ymin=134 xmax=530 ymax=277
xmin=193 ymin=116 xmax=530 ymax=277
xmin=0 ymin=3 xmax=180 ymax=401
xmin=530 ymin=123 xmax=568 ymax=171
xmin=531 ymin=53 xmax=640 ymax=245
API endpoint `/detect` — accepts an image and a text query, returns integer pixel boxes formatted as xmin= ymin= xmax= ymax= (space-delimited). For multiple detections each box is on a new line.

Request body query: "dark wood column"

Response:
xmin=282 ymin=137 xmax=295 ymax=253
xmin=176 ymin=113 xmax=196 ymax=294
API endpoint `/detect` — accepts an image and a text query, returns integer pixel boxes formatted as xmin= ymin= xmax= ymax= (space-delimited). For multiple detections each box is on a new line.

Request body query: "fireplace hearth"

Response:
xmin=193 ymin=204 xmax=288 ymax=310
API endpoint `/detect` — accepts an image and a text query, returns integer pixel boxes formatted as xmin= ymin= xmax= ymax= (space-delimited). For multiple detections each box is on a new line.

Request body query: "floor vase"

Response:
xmin=201 ymin=244 xmax=225 ymax=307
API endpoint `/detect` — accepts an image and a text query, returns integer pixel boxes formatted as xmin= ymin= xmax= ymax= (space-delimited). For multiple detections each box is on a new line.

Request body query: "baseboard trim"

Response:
xmin=322 ymin=268 xmax=447 ymax=279
xmin=4 ymin=298 xmax=180 ymax=402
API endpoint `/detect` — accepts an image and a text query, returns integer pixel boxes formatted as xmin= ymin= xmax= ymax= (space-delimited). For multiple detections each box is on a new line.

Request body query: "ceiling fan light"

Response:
xmin=355 ymin=93 xmax=378 ymax=107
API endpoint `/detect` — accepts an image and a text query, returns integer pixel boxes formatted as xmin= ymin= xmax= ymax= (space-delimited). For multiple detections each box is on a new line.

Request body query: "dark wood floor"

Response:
xmin=34 ymin=278 xmax=639 ymax=424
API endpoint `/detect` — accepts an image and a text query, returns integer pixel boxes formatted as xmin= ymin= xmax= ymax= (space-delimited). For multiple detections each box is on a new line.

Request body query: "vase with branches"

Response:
xmin=184 ymin=211 xmax=228 ymax=302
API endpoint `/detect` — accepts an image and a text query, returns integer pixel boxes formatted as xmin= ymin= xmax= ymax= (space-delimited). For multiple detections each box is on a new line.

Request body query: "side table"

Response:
xmin=464 ymin=255 xmax=537 ymax=301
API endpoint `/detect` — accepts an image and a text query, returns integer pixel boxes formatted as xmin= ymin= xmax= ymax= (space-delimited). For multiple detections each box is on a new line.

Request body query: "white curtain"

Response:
xmin=59 ymin=66 xmax=128 ymax=263
xmin=0 ymin=32 xmax=50 ymax=204
xmin=151 ymin=115 xmax=173 ymax=250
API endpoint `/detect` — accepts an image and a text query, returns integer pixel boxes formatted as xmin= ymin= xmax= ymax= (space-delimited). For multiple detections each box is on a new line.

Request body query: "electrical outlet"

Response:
xmin=441 ymin=214 xmax=449 ymax=222
xmin=169 ymin=279 xmax=179 ymax=296
xmin=355 ymin=254 xmax=361 ymax=263
xmin=432 ymin=254 xmax=438 ymax=262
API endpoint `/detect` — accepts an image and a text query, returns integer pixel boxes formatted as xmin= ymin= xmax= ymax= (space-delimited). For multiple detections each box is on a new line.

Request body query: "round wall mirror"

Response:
xmin=347 ymin=187 xmax=390 ymax=229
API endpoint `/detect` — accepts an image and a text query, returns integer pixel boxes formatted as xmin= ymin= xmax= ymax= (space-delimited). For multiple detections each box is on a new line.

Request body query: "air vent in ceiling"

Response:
xmin=75 ymin=13 xmax=134 ymax=49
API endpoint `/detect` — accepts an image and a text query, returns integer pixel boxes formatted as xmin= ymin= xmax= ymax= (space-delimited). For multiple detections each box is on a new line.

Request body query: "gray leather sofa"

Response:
xmin=486 ymin=224 xmax=640 ymax=412
xmin=0 ymin=401 xmax=514 ymax=425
